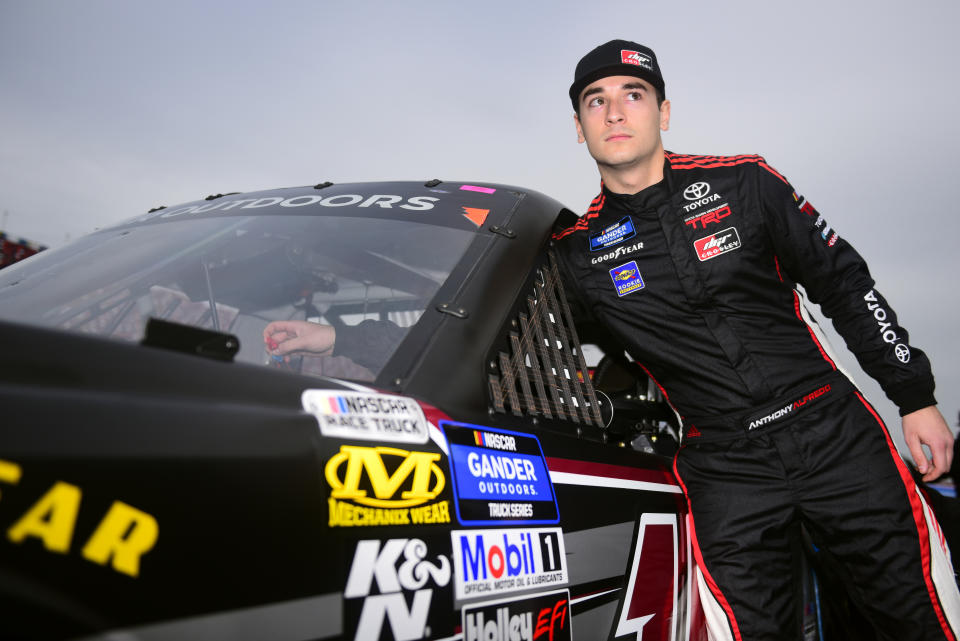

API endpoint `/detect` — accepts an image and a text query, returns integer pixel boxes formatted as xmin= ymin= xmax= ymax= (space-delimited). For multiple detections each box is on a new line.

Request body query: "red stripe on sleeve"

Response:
xmin=552 ymin=192 xmax=605 ymax=240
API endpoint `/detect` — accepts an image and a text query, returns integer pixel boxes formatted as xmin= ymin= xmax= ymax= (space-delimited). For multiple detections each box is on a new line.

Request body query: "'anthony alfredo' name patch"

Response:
xmin=590 ymin=216 xmax=636 ymax=251
xmin=746 ymin=383 xmax=833 ymax=430
xmin=442 ymin=421 xmax=559 ymax=526
xmin=609 ymin=260 xmax=645 ymax=297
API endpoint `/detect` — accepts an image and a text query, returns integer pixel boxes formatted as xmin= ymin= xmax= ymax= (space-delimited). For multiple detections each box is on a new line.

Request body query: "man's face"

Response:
xmin=574 ymin=75 xmax=670 ymax=170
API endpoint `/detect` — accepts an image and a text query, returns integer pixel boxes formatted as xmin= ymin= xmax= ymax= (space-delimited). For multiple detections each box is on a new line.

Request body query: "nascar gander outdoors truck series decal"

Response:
xmin=442 ymin=422 xmax=559 ymax=525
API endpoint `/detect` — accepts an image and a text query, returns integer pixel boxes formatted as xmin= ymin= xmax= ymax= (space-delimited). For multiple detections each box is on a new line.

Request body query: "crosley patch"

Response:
xmin=621 ymin=50 xmax=653 ymax=70
xmin=694 ymin=227 xmax=741 ymax=261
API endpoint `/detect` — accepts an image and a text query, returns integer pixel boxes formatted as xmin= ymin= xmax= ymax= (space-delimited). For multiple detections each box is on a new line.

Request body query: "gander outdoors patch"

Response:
xmin=609 ymin=261 xmax=645 ymax=297
xmin=589 ymin=216 xmax=636 ymax=251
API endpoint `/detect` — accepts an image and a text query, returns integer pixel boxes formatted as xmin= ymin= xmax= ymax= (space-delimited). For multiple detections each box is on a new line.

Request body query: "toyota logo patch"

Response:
xmin=684 ymin=182 xmax=711 ymax=200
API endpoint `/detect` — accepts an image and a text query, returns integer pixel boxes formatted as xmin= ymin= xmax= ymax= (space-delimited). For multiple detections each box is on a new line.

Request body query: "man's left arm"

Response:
xmin=757 ymin=162 xmax=952 ymax=480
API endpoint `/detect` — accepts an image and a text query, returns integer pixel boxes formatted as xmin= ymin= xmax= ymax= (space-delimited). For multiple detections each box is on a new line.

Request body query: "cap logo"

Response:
xmin=621 ymin=50 xmax=653 ymax=70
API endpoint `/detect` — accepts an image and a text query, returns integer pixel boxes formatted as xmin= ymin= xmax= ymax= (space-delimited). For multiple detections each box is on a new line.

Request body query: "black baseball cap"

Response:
xmin=569 ymin=40 xmax=665 ymax=111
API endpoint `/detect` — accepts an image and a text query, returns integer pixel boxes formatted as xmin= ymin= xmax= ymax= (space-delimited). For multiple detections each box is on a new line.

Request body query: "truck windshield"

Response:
xmin=0 ymin=210 xmax=477 ymax=381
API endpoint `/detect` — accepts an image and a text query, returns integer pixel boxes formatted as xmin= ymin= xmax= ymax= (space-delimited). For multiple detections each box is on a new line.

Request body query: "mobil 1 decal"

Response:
xmin=462 ymin=589 xmax=572 ymax=641
xmin=452 ymin=527 xmax=568 ymax=600
xmin=441 ymin=421 xmax=559 ymax=526
xmin=343 ymin=535 xmax=455 ymax=641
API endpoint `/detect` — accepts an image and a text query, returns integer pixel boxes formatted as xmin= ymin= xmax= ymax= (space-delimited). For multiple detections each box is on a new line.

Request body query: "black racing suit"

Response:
xmin=553 ymin=152 xmax=959 ymax=641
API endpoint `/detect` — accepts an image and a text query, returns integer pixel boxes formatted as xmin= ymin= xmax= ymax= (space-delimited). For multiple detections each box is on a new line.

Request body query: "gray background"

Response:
xmin=2 ymin=0 xmax=957 ymax=463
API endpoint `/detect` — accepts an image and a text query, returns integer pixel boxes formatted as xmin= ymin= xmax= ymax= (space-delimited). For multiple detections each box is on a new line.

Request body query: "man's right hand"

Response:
xmin=264 ymin=320 xmax=336 ymax=357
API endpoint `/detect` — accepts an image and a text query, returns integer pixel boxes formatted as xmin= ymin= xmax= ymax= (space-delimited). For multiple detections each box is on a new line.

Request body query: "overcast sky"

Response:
xmin=2 ymin=0 xmax=958 ymax=458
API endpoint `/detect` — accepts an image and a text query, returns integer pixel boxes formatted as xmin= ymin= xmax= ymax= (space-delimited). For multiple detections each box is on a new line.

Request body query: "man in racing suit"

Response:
xmin=553 ymin=39 xmax=960 ymax=640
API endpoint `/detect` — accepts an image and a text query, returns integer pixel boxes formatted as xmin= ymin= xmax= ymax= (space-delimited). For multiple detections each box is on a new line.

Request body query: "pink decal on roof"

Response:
xmin=460 ymin=185 xmax=496 ymax=194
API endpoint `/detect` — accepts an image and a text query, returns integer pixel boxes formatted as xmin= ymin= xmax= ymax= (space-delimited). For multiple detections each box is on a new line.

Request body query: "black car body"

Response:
xmin=0 ymin=181 xmax=707 ymax=640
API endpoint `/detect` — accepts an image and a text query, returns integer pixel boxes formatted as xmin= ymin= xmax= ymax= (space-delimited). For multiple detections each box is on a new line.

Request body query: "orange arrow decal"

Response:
xmin=462 ymin=207 xmax=489 ymax=228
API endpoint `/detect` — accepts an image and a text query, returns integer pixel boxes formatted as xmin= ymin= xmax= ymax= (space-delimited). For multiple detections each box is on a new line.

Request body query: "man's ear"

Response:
xmin=574 ymin=112 xmax=585 ymax=144
xmin=659 ymin=99 xmax=671 ymax=132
